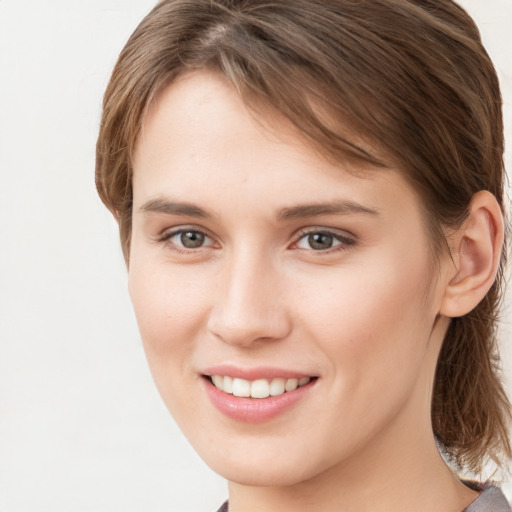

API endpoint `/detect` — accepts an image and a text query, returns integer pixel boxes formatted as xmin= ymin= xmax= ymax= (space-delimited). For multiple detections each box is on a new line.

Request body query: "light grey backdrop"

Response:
xmin=0 ymin=1 xmax=510 ymax=511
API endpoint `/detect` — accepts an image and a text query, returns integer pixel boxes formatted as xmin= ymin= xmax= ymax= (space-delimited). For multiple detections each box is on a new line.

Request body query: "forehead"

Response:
xmin=133 ymin=70 xmax=420 ymax=221
xmin=137 ymin=69 xmax=392 ymax=169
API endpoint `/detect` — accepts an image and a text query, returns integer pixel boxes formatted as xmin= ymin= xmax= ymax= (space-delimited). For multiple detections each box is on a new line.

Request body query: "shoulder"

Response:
xmin=462 ymin=482 xmax=511 ymax=512
xmin=215 ymin=502 xmax=228 ymax=512
xmin=214 ymin=485 xmax=511 ymax=512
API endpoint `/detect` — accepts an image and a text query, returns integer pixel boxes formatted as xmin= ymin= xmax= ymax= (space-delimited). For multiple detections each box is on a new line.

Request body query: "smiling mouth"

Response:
xmin=206 ymin=375 xmax=316 ymax=399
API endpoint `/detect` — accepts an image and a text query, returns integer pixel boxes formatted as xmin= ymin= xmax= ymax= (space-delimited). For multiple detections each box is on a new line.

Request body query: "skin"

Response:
xmin=128 ymin=70 xmax=483 ymax=512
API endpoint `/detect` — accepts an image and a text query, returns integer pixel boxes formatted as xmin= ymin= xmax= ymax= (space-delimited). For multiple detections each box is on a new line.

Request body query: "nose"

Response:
xmin=207 ymin=250 xmax=292 ymax=347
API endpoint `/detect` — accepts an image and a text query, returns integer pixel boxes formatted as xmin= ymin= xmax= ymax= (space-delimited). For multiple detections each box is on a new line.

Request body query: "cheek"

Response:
xmin=284 ymin=256 xmax=436 ymax=463
xmin=127 ymin=260 xmax=215 ymax=430
xmin=129 ymin=254 xmax=205 ymax=334
xmin=127 ymin=257 xmax=211 ymax=382
xmin=295 ymin=247 xmax=434 ymax=389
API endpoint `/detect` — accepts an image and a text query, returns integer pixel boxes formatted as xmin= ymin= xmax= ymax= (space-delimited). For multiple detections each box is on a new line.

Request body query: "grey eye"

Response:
xmin=297 ymin=232 xmax=342 ymax=251
xmin=179 ymin=230 xmax=206 ymax=248
xmin=295 ymin=231 xmax=355 ymax=252
xmin=308 ymin=233 xmax=334 ymax=250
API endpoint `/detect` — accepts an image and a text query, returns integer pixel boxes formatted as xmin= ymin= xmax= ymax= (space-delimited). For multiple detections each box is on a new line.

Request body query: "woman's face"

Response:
xmin=129 ymin=71 xmax=451 ymax=486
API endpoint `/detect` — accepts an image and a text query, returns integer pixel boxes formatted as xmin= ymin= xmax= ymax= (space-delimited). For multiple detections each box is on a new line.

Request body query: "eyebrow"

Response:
xmin=278 ymin=200 xmax=379 ymax=220
xmin=138 ymin=198 xmax=379 ymax=221
xmin=138 ymin=198 xmax=215 ymax=219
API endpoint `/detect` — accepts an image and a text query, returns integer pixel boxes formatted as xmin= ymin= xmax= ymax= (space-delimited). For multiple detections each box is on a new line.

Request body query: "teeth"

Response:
xmin=210 ymin=375 xmax=311 ymax=398
xmin=232 ymin=378 xmax=251 ymax=397
xmin=251 ymin=379 xmax=270 ymax=399
xmin=212 ymin=375 xmax=224 ymax=388
xmin=223 ymin=376 xmax=233 ymax=394
xmin=269 ymin=378 xmax=285 ymax=396
xmin=285 ymin=378 xmax=298 ymax=392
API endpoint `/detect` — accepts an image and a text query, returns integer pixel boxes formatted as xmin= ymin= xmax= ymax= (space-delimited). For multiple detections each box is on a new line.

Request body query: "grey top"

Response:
xmin=216 ymin=482 xmax=511 ymax=512
xmin=463 ymin=482 xmax=511 ymax=512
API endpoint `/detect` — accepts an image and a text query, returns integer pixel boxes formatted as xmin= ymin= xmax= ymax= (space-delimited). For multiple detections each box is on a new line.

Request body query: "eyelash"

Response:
xmin=157 ymin=227 xmax=356 ymax=254
xmin=292 ymin=228 xmax=356 ymax=254
xmin=158 ymin=228 xmax=216 ymax=254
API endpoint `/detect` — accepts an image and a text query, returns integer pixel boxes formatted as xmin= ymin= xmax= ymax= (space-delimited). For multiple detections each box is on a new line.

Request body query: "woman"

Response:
xmin=95 ymin=1 xmax=511 ymax=510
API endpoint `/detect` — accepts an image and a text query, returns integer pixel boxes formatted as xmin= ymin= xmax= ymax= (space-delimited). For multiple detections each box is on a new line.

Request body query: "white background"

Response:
xmin=0 ymin=1 xmax=510 ymax=511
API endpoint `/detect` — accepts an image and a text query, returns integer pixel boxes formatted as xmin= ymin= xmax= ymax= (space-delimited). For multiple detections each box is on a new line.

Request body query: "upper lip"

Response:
xmin=201 ymin=364 xmax=316 ymax=381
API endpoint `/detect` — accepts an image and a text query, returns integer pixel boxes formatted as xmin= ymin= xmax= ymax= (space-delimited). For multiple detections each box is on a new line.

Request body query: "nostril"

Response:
xmin=206 ymin=286 xmax=292 ymax=347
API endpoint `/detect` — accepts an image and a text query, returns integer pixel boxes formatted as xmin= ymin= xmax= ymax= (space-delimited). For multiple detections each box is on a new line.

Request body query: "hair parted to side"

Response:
xmin=96 ymin=0 xmax=511 ymax=473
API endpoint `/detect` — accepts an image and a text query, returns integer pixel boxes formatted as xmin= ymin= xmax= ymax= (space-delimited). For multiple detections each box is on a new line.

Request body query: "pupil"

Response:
xmin=181 ymin=231 xmax=204 ymax=248
xmin=309 ymin=233 xmax=333 ymax=250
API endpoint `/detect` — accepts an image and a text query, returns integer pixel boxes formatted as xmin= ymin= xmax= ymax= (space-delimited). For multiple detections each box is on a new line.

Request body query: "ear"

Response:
xmin=440 ymin=191 xmax=504 ymax=318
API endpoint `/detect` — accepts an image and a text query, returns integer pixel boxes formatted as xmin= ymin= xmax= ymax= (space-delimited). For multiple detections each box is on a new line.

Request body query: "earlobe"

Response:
xmin=440 ymin=191 xmax=504 ymax=318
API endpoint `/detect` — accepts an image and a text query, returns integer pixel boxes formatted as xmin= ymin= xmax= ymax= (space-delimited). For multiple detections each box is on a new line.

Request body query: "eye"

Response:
xmin=176 ymin=230 xmax=207 ymax=248
xmin=295 ymin=230 xmax=355 ymax=251
xmin=161 ymin=228 xmax=215 ymax=251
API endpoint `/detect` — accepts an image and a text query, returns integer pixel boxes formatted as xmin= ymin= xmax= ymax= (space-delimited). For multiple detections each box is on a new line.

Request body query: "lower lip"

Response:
xmin=202 ymin=377 xmax=316 ymax=423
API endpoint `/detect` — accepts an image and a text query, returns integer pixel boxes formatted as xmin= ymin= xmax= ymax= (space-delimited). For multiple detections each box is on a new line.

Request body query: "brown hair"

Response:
xmin=96 ymin=0 xmax=511 ymax=473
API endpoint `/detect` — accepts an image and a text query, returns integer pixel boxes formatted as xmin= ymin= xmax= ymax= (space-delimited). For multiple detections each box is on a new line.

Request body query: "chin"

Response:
xmin=190 ymin=435 xmax=332 ymax=487
xmin=209 ymin=456 xmax=318 ymax=487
